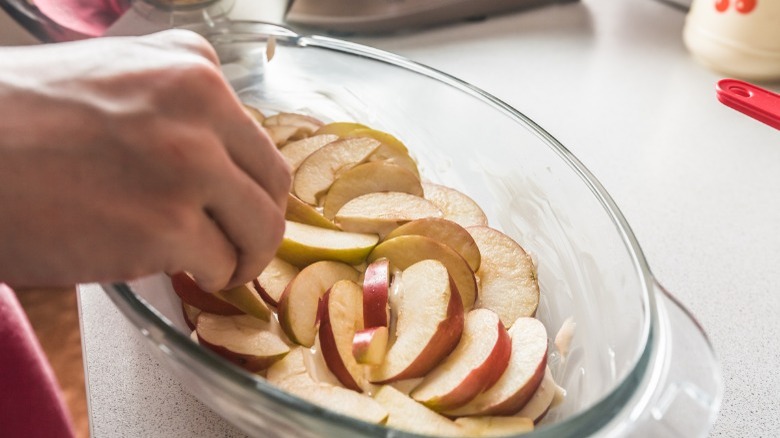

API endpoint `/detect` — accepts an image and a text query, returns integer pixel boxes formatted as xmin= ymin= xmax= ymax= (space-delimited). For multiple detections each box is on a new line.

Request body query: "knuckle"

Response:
xmin=157 ymin=29 xmax=219 ymax=64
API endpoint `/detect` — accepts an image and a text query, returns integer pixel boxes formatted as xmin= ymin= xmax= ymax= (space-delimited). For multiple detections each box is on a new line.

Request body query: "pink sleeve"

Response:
xmin=0 ymin=283 xmax=75 ymax=438
xmin=33 ymin=0 xmax=131 ymax=36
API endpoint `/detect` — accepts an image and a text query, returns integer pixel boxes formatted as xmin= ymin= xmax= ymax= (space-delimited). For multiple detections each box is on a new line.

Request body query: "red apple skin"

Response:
xmin=484 ymin=354 xmax=547 ymax=416
xmin=352 ymin=326 xmax=389 ymax=365
xmin=478 ymin=323 xmax=513 ymax=392
xmin=373 ymin=277 xmax=464 ymax=384
xmin=363 ymin=258 xmax=390 ymax=328
xmin=182 ymin=303 xmax=199 ymax=332
xmin=196 ymin=335 xmax=286 ymax=373
xmin=253 ymin=278 xmax=279 ymax=308
xmin=422 ymin=320 xmax=512 ymax=412
xmin=318 ymin=288 xmax=362 ymax=392
xmin=170 ymin=272 xmax=242 ymax=315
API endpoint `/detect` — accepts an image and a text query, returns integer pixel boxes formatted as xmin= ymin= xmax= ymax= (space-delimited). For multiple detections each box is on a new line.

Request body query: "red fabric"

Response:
xmin=0 ymin=283 xmax=75 ymax=438
xmin=33 ymin=0 xmax=131 ymax=36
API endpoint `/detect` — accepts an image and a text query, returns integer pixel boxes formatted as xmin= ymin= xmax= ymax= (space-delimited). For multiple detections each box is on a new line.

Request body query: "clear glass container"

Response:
xmin=102 ymin=21 xmax=722 ymax=438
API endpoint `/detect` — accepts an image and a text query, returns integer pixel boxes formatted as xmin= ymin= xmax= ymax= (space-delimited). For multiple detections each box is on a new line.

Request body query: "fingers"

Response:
xmin=141 ymin=29 xmax=290 ymax=289
xmin=219 ymin=107 xmax=292 ymax=208
xmin=143 ymin=29 xmax=220 ymax=66
xmin=169 ymin=208 xmax=237 ymax=293
xmin=205 ymin=164 xmax=287 ymax=290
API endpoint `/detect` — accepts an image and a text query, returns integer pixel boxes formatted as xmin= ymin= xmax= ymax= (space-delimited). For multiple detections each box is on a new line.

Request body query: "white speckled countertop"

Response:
xmin=67 ymin=0 xmax=780 ymax=436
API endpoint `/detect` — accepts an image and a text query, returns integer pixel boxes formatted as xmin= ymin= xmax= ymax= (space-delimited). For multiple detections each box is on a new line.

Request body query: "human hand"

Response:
xmin=0 ymin=29 xmax=290 ymax=291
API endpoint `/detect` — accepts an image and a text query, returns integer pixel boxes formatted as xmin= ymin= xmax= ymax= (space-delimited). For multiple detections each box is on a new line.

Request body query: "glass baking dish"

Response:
xmin=102 ymin=21 xmax=722 ymax=437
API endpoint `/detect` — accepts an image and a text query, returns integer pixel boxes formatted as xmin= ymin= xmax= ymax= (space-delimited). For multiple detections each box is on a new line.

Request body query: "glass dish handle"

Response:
xmin=622 ymin=282 xmax=723 ymax=437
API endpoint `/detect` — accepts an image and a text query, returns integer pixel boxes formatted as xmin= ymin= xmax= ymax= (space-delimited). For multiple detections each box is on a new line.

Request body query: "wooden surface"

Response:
xmin=17 ymin=286 xmax=89 ymax=438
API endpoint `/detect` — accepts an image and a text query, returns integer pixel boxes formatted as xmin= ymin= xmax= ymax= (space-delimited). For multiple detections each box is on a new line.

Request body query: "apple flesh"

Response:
xmin=313 ymin=122 xmax=369 ymax=137
xmin=263 ymin=112 xmax=324 ymax=131
xmin=264 ymin=125 xmax=309 ymax=146
xmin=213 ymin=282 xmax=272 ymax=322
xmin=314 ymin=124 xmax=418 ymax=177
xmin=267 ymin=347 xmax=389 ymax=424
xmin=454 ymin=416 xmax=534 ymax=436
xmin=293 ymin=137 xmax=382 ymax=205
xmin=277 ymin=260 xmax=359 ymax=347
xmin=276 ymin=220 xmax=379 ymax=267
xmin=346 ymin=128 xmax=410 ymax=154
xmin=369 ymin=259 xmax=464 ymax=383
xmin=516 ymin=366 xmax=557 ymax=423
xmin=385 ymin=217 xmax=481 ymax=272
xmin=362 ymin=258 xmax=391 ymax=328
xmin=254 ymin=257 xmax=299 ymax=307
xmin=352 ymin=326 xmax=389 ymax=366
xmin=170 ymin=272 xmax=242 ymax=315
xmin=468 ymin=226 xmax=539 ymax=327
xmin=322 ymin=162 xmax=423 ymax=219
xmin=444 ymin=317 xmax=548 ymax=417
xmin=334 ymin=192 xmax=442 ymax=238
xmin=318 ymin=280 xmax=366 ymax=391
xmin=372 ymin=385 xmax=462 ymax=437
xmin=410 ymin=309 xmax=511 ymax=412
xmin=368 ymin=234 xmax=477 ymax=311
xmin=182 ymin=302 xmax=201 ymax=331
xmin=195 ymin=313 xmax=289 ymax=372
xmin=422 ymin=182 xmax=488 ymax=228
xmin=241 ymin=103 xmax=265 ymax=123
xmin=285 ymin=193 xmax=341 ymax=231
xmin=367 ymin=145 xmax=420 ymax=180
xmin=279 ymin=134 xmax=339 ymax=172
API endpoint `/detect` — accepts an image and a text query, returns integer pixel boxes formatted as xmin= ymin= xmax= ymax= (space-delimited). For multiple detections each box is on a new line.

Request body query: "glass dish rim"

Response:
xmin=104 ymin=20 xmax=658 ymax=437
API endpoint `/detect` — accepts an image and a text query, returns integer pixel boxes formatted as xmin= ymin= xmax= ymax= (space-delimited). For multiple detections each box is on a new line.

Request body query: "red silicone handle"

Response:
xmin=716 ymin=79 xmax=780 ymax=131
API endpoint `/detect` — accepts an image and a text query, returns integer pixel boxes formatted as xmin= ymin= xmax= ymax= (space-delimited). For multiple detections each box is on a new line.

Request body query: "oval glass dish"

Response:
xmin=102 ymin=21 xmax=722 ymax=437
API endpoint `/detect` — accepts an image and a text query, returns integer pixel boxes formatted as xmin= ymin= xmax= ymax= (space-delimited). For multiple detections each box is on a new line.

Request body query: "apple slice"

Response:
xmin=347 ymin=128 xmax=409 ymax=154
xmin=267 ymin=347 xmax=388 ymax=424
xmin=444 ymin=317 xmax=548 ymax=417
xmin=362 ymin=258 xmax=391 ymax=328
xmin=385 ymin=218 xmax=481 ymax=272
xmin=279 ymin=134 xmax=339 ymax=172
xmin=262 ymin=112 xmax=323 ymax=133
xmin=516 ymin=366 xmax=557 ymax=423
xmin=285 ymin=194 xmax=341 ymax=231
xmin=170 ymin=272 xmax=242 ymax=315
xmin=277 ymin=260 xmax=360 ymax=347
xmin=322 ymin=162 xmax=423 ymax=219
xmin=276 ymin=220 xmax=379 ymax=267
xmin=369 ymin=260 xmax=464 ymax=383
xmin=313 ymin=124 xmax=418 ymax=176
xmin=241 ymin=103 xmax=265 ymax=123
xmin=182 ymin=302 xmax=201 ymax=331
xmin=293 ymin=137 xmax=382 ymax=205
xmin=368 ymin=235 xmax=477 ymax=311
xmin=353 ymin=326 xmax=389 ymax=366
xmin=422 ymin=182 xmax=488 ymax=228
xmin=318 ymin=280 xmax=365 ymax=391
xmin=334 ymin=192 xmax=443 ymax=238
xmin=410 ymin=309 xmax=511 ymax=411
xmin=454 ymin=416 xmax=534 ymax=436
xmin=367 ymin=143 xmax=420 ymax=179
xmin=468 ymin=226 xmax=539 ymax=327
xmin=313 ymin=122 xmax=369 ymax=137
xmin=265 ymin=125 xmax=310 ymax=146
xmin=372 ymin=385 xmax=462 ymax=437
xmin=254 ymin=257 xmax=299 ymax=307
xmin=213 ymin=282 xmax=272 ymax=322
xmin=196 ymin=313 xmax=289 ymax=372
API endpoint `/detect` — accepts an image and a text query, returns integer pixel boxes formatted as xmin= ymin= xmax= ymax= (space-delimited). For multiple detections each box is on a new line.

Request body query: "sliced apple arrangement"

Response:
xmin=170 ymin=109 xmax=561 ymax=437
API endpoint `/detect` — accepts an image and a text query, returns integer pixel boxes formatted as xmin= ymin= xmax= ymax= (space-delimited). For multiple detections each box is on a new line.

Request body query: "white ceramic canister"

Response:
xmin=683 ymin=0 xmax=780 ymax=82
